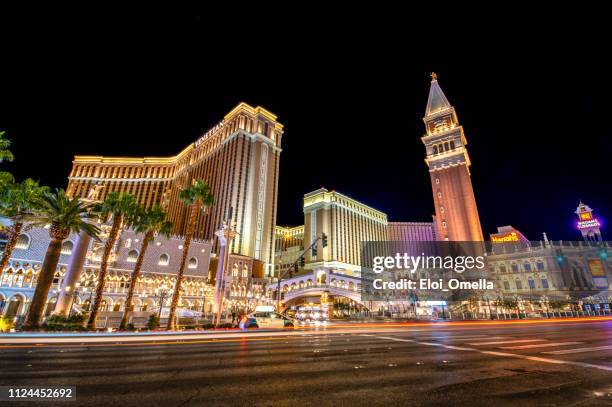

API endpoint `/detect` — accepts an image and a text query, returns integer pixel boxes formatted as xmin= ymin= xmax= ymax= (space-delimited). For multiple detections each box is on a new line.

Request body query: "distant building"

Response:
xmin=487 ymin=240 xmax=612 ymax=305
xmin=274 ymin=188 xmax=437 ymax=315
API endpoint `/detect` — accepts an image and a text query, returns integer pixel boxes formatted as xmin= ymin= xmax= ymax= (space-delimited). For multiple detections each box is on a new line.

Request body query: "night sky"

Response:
xmin=1 ymin=14 xmax=610 ymax=241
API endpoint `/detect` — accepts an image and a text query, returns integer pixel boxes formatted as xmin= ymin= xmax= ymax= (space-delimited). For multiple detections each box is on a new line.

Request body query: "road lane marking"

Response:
xmin=543 ymin=345 xmax=612 ymax=355
xmin=432 ymin=336 xmax=508 ymax=341
xmin=371 ymin=335 xmax=612 ymax=373
xmin=467 ymin=339 xmax=546 ymax=346
xmin=500 ymin=342 xmax=583 ymax=350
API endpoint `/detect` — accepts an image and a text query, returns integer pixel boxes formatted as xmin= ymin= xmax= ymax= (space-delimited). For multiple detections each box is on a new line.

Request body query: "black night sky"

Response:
xmin=1 ymin=14 xmax=610 ymax=241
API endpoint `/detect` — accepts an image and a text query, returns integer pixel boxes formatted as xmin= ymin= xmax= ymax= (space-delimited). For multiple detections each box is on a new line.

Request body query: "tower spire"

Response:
xmin=425 ymin=73 xmax=451 ymax=116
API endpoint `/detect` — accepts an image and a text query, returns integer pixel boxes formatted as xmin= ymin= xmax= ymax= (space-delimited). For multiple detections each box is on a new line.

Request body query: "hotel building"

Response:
xmin=66 ymin=103 xmax=283 ymax=275
xmin=274 ymin=188 xmax=438 ymax=314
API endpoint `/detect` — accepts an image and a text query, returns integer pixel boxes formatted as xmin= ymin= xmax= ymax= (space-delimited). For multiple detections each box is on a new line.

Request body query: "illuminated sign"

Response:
xmin=579 ymin=212 xmax=592 ymax=221
xmin=195 ymin=121 xmax=225 ymax=147
xmin=588 ymin=259 xmax=605 ymax=277
xmin=577 ymin=219 xmax=600 ymax=229
xmin=491 ymin=232 xmax=519 ymax=244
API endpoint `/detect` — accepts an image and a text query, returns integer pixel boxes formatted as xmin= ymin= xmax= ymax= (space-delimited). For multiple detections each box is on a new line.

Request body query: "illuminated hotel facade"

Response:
xmin=67 ymin=103 xmax=283 ymax=275
xmin=275 ymin=188 xmax=437 ymax=313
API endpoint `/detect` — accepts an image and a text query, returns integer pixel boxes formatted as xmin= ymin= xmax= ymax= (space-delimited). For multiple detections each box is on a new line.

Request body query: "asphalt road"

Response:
xmin=1 ymin=320 xmax=612 ymax=407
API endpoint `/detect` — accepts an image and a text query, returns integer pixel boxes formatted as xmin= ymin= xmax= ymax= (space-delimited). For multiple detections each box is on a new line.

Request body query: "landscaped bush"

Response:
xmin=0 ymin=315 xmax=14 ymax=332
xmin=146 ymin=315 xmax=160 ymax=330
xmin=42 ymin=313 xmax=87 ymax=331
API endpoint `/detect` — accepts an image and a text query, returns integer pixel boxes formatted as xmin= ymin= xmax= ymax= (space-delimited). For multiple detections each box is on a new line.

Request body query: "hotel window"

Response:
xmin=158 ymin=254 xmax=170 ymax=266
xmin=188 ymin=257 xmax=198 ymax=269
xmin=442 ymin=221 xmax=447 ymax=229
xmin=541 ymin=278 xmax=549 ymax=289
xmin=499 ymin=265 xmax=507 ymax=273
xmin=523 ymin=262 xmax=531 ymax=272
xmin=437 ymin=191 xmax=442 ymax=198
xmin=450 ymin=140 xmax=455 ymax=149
xmin=435 ymin=178 xmax=440 ymax=184
xmin=433 ymin=145 xmax=438 ymax=154
xmin=440 ymin=206 xmax=445 ymax=214
xmin=536 ymin=260 xmax=545 ymax=271
xmin=127 ymin=250 xmax=139 ymax=263
xmin=503 ymin=281 xmax=510 ymax=290
xmin=515 ymin=280 xmax=523 ymax=290
xmin=528 ymin=279 xmax=536 ymax=289
xmin=511 ymin=263 xmax=519 ymax=272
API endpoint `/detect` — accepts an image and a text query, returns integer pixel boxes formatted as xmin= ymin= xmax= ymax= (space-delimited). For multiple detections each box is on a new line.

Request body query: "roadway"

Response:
xmin=1 ymin=319 xmax=611 ymax=406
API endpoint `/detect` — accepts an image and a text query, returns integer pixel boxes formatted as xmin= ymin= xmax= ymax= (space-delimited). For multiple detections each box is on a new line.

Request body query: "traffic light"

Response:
xmin=312 ymin=245 xmax=318 ymax=258
xmin=321 ymin=233 xmax=328 ymax=248
xmin=300 ymin=256 xmax=305 ymax=268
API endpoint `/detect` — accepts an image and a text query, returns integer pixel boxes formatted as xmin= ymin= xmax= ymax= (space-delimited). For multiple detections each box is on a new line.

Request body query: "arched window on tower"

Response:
xmin=433 ymin=145 xmax=438 ymax=155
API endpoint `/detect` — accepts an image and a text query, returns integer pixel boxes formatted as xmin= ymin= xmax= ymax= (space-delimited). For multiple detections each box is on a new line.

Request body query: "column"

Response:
xmin=54 ymin=230 xmax=92 ymax=317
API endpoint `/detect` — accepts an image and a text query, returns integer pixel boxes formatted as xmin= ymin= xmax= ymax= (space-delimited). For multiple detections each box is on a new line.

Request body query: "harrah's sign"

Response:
xmin=195 ymin=121 xmax=225 ymax=147
xmin=491 ymin=231 xmax=519 ymax=244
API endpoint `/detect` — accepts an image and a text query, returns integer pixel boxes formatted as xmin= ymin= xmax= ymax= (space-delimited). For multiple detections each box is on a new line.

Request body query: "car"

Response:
xmin=240 ymin=311 xmax=295 ymax=329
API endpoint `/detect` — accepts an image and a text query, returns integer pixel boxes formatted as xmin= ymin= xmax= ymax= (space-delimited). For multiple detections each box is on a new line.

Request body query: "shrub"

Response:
xmin=0 ymin=315 xmax=14 ymax=332
xmin=147 ymin=315 xmax=160 ymax=330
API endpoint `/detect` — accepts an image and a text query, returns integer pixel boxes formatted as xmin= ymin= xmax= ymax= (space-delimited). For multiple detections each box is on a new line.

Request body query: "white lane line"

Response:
xmin=432 ymin=336 xmax=508 ymax=342
xmin=501 ymin=342 xmax=583 ymax=350
xmin=371 ymin=335 xmax=612 ymax=373
xmin=468 ymin=339 xmax=546 ymax=346
xmin=543 ymin=345 xmax=612 ymax=355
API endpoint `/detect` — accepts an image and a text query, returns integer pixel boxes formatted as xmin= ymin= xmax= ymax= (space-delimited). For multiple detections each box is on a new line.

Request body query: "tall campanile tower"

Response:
xmin=422 ymin=73 xmax=484 ymax=241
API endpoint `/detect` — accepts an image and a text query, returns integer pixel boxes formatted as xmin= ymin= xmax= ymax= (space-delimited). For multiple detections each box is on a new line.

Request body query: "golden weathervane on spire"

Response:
xmin=430 ymin=72 xmax=438 ymax=81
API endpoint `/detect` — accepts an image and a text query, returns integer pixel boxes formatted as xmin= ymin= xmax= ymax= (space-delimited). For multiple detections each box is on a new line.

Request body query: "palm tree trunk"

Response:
xmin=87 ymin=215 xmax=122 ymax=329
xmin=167 ymin=202 xmax=199 ymax=330
xmin=119 ymin=230 xmax=152 ymax=329
xmin=24 ymin=236 xmax=63 ymax=328
xmin=0 ymin=222 xmax=23 ymax=276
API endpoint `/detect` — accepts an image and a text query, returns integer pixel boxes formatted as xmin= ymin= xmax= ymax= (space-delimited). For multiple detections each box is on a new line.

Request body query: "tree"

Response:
xmin=167 ymin=180 xmax=213 ymax=330
xmin=0 ymin=179 xmax=48 ymax=274
xmin=23 ymin=189 xmax=100 ymax=328
xmin=87 ymin=192 xmax=138 ymax=329
xmin=119 ymin=205 xmax=172 ymax=329
xmin=0 ymin=130 xmax=15 ymax=187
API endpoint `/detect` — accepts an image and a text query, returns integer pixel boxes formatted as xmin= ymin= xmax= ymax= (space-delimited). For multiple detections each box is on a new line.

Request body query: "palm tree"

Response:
xmin=167 ymin=180 xmax=213 ymax=330
xmin=23 ymin=189 xmax=100 ymax=328
xmin=119 ymin=205 xmax=172 ymax=329
xmin=87 ymin=192 xmax=138 ymax=329
xmin=0 ymin=179 xmax=48 ymax=274
xmin=0 ymin=131 xmax=14 ymax=186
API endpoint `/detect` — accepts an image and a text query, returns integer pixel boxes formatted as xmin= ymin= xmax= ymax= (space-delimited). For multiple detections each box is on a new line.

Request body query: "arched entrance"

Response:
xmin=5 ymin=294 xmax=25 ymax=317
